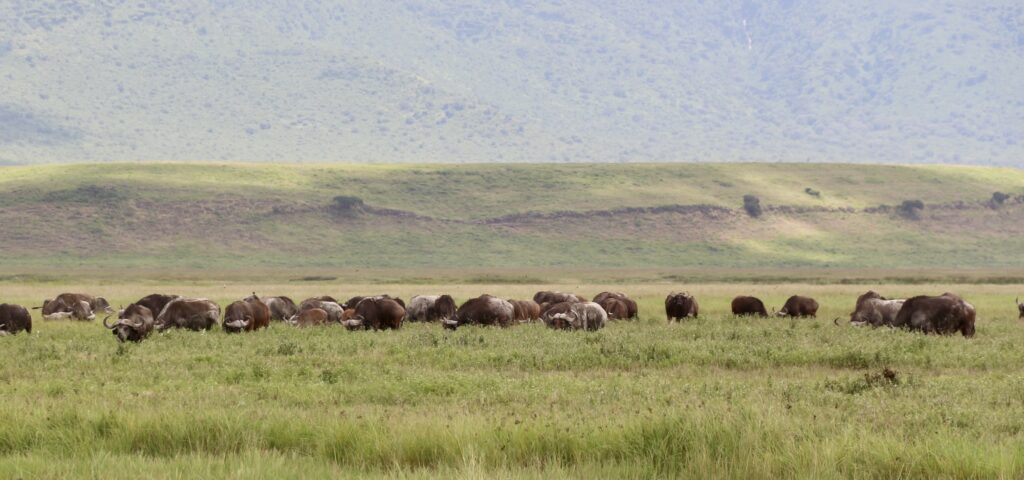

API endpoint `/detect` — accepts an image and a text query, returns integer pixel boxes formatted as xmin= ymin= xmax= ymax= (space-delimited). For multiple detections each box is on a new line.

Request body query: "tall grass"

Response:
xmin=0 ymin=281 xmax=1022 ymax=477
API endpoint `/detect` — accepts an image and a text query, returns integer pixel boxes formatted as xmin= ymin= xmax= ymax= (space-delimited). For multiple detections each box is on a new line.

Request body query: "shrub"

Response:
xmin=743 ymin=195 xmax=762 ymax=218
xmin=896 ymin=200 xmax=924 ymax=220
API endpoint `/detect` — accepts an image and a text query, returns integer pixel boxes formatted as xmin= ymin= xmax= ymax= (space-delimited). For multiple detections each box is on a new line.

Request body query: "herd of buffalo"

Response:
xmin=0 ymin=289 xmax=989 ymax=342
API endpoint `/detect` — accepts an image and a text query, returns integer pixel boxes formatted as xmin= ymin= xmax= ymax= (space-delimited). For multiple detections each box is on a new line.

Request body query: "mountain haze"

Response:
xmin=2 ymin=1 xmax=1022 ymax=165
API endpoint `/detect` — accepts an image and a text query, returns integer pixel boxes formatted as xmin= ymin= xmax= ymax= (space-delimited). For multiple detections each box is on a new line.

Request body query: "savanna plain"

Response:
xmin=1 ymin=279 xmax=1022 ymax=479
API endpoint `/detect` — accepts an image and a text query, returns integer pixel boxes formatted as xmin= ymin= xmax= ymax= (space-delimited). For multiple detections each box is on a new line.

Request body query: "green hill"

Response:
xmin=1 ymin=1 xmax=1022 ymax=165
xmin=2 ymin=162 xmax=1023 ymax=274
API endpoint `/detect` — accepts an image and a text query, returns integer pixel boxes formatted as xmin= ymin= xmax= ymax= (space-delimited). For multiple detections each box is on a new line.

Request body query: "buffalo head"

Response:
xmin=104 ymin=315 xmax=146 ymax=343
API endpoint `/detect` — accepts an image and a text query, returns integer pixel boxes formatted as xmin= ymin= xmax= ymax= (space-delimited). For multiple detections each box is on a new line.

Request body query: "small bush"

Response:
xmin=743 ymin=195 xmax=762 ymax=218
xmin=896 ymin=200 xmax=924 ymax=220
xmin=990 ymin=192 xmax=1011 ymax=208
xmin=330 ymin=195 xmax=365 ymax=216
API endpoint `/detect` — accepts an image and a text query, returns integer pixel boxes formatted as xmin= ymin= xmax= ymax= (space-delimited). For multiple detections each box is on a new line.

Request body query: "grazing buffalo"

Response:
xmin=1017 ymin=297 xmax=1024 ymax=319
xmin=893 ymin=293 xmax=976 ymax=337
xmin=104 ymin=304 xmax=154 ymax=343
xmin=844 ymin=291 xmax=904 ymax=327
xmin=775 ymin=295 xmax=819 ymax=318
xmin=343 ymin=295 xmax=405 ymax=309
xmin=442 ymin=295 xmax=515 ymax=330
xmin=407 ymin=295 xmax=458 ymax=322
xmin=533 ymin=291 xmax=583 ymax=305
xmin=665 ymin=292 xmax=699 ymax=322
xmin=540 ymin=301 xmax=576 ymax=323
xmin=155 ymin=298 xmax=220 ymax=331
xmin=40 ymin=293 xmax=111 ymax=319
xmin=223 ymin=295 xmax=271 ymax=333
xmin=128 ymin=294 xmax=179 ymax=320
xmin=508 ymin=299 xmax=541 ymax=323
xmin=256 ymin=296 xmax=298 ymax=321
xmin=547 ymin=302 xmax=608 ymax=331
xmin=287 ymin=308 xmax=329 ymax=328
xmin=299 ymin=298 xmax=345 ymax=323
xmin=599 ymin=298 xmax=630 ymax=320
xmin=343 ymin=297 xmax=406 ymax=331
xmin=0 ymin=304 xmax=32 ymax=335
xmin=593 ymin=292 xmax=638 ymax=319
xmin=731 ymin=296 xmax=768 ymax=317
xmin=38 ymin=293 xmax=102 ymax=321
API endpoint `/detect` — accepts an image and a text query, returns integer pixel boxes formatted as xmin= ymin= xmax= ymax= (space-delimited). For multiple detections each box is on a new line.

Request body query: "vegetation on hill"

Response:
xmin=1 ymin=162 xmax=1024 ymax=272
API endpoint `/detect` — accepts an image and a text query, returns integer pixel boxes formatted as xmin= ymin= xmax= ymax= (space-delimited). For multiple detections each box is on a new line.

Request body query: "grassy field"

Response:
xmin=1 ymin=280 xmax=1022 ymax=478
xmin=2 ymin=162 xmax=1024 ymax=271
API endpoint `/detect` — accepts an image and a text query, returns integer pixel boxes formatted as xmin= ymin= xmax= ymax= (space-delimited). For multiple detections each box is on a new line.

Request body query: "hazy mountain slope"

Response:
xmin=1 ymin=1 xmax=1022 ymax=165
xmin=1 ymin=162 xmax=1023 ymax=271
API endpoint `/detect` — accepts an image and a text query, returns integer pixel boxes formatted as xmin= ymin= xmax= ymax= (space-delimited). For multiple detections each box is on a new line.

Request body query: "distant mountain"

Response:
xmin=2 ymin=1 xmax=1022 ymax=165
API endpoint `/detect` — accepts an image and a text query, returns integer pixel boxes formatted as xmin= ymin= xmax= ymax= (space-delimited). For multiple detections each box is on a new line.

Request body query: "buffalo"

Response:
xmin=844 ymin=291 xmax=904 ymax=327
xmin=223 ymin=295 xmax=271 ymax=333
xmin=547 ymin=302 xmax=608 ymax=331
xmin=665 ymin=292 xmax=699 ymax=322
xmin=598 ymin=297 xmax=630 ymax=320
xmin=893 ymin=293 xmax=976 ymax=337
xmin=127 ymin=294 xmax=179 ymax=320
xmin=257 ymin=296 xmax=298 ymax=321
xmin=533 ymin=291 xmax=583 ymax=305
xmin=104 ymin=304 xmax=154 ymax=343
xmin=343 ymin=295 xmax=405 ymax=309
xmin=1017 ymin=297 xmax=1024 ymax=319
xmin=508 ymin=299 xmax=541 ymax=323
xmin=298 ymin=298 xmax=345 ymax=323
xmin=540 ymin=301 xmax=576 ymax=325
xmin=0 ymin=304 xmax=32 ymax=335
xmin=731 ymin=296 xmax=768 ymax=317
xmin=37 ymin=292 xmax=105 ymax=321
xmin=155 ymin=298 xmax=220 ymax=331
xmin=343 ymin=296 xmax=406 ymax=331
xmin=287 ymin=307 xmax=329 ymax=328
xmin=442 ymin=295 xmax=515 ymax=330
xmin=406 ymin=295 xmax=458 ymax=322
xmin=593 ymin=292 xmax=638 ymax=320
xmin=775 ymin=295 xmax=819 ymax=318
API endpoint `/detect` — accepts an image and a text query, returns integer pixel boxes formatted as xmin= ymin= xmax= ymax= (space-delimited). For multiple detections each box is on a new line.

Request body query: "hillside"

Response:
xmin=1 ymin=1 xmax=1022 ymax=165
xmin=1 ymin=162 xmax=1024 ymax=273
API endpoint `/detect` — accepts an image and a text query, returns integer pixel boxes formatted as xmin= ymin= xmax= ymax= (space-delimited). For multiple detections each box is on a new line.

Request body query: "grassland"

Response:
xmin=2 ymin=162 xmax=1024 ymax=272
xmin=1 ymin=280 xmax=1023 ymax=478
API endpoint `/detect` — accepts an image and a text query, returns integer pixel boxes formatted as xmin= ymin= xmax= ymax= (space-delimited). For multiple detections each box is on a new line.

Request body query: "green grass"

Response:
xmin=0 ymin=280 xmax=1022 ymax=478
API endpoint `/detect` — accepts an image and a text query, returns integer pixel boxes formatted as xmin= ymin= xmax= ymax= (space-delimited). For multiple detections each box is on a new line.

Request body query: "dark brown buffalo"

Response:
xmin=156 ymin=298 xmax=220 ymax=331
xmin=223 ymin=296 xmax=271 ymax=333
xmin=299 ymin=298 xmax=344 ymax=323
xmin=443 ymin=295 xmax=515 ymax=330
xmin=775 ymin=295 xmax=819 ymax=318
xmin=288 ymin=308 xmax=329 ymax=328
xmin=1016 ymin=297 xmax=1024 ymax=319
xmin=255 ymin=296 xmax=298 ymax=321
xmin=665 ymin=292 xmax=699 ymax=322
xmin=129 ymin=294 xmax=179 ymax=319
xmin=343 ymin=297 xmax=406 ymax=331
xmin=593 ymin=292 xmax=638 ymax=319
xmin=533 ymin=291 xmax=583 ymax=305
xmin=41 ymin=293 xmax=111 ymax=318
xmin=37 ymin=293 xmax=101 ymax=321
xmin=343 ymin=295 xmax=405 ymax=309
xmin=507 ymin=299 xmax=541 ymax=322
xmin=893 ymin=294 xmax=976 ymax=337
xmin=731 ymin=296 xmax=768 ymax=317
xmin=0 ymin=304 xmax=32 ymax=335
xmin=599 ymin=298 xmax=630 ymax=320
xmin=407 ymin=295 xmax=457 ymax=322
xmin=104 ymin=304 xmax=154 ymax=343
